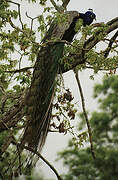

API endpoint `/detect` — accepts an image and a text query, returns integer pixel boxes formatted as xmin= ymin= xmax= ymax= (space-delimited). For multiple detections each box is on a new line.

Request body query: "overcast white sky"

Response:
xmin=12 ymin=0 xmax=118 ymax=179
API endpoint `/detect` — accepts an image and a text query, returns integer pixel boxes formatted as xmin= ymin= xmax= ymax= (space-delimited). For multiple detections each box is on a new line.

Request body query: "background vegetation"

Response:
xmin=0 ymin=0 xmax=118 ymax=179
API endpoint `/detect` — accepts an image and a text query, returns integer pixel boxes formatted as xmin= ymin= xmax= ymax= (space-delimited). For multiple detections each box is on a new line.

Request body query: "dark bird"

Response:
xmin=79 ymin=10 xmax=96 ymax=26
xmin=62 ymin=9 xmax=96 ymax=42
xmin=21 ymin=10 xmax=96 ymax=154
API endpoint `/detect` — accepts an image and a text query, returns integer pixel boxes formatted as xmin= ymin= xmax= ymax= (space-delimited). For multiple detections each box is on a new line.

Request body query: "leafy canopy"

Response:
xmin=0 ymin=0 xmax=118 ymax=179
xmin=58 ymin=75 xmax=118 ymax=180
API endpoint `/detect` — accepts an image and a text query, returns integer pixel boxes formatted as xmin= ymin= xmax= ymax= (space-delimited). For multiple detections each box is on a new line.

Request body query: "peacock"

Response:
xmin=21 ymin=10 xmax=96 ymax=152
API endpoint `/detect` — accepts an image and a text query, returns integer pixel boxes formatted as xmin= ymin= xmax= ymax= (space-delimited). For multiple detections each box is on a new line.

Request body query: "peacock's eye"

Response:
xmin=90 ymin=14 xmax=96 ymax=19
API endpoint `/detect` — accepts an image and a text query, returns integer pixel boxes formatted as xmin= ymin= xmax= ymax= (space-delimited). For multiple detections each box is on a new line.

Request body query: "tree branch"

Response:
xmin=50 ymin=0 xmax=62 ymax=12
xmin=11 ymin=141 xmax=62 ymax=180
xmin=74 ymin=69 xmax=96 ymax=159
xmin=8 ymin=17 xmax=23 ymax=32
xmin=7 ymin=0 xmax=24 ymax=29
xmin=50 ymin=0 xmax=70 ymax=12
xmin=25 ymin=147 xmax=62 ymax=180
xmin=104 ymin=30 xmax=118 ymax=58
xmin=0 ymin=94 xmax=25 ymax=132
xmin=62 ymin=0 xmax=70 ymax=9
xmin=61 ymin=17 xmax=118 ymax=73
xmin=5 ymin=66 xmax=33 ymax=73
xmin=84 ymin=17 xmax=118 ymax=50
xmin=0 ymin=133 xmax=14 ymax=155
xmin=25 ymin=12 xmax=39 ymax=31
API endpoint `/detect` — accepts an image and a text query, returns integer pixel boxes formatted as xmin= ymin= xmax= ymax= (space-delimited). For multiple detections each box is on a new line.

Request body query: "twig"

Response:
xmin=50 ymin=0 xmax=70 ymax=12
xmin=104 ymin=38 xmax=118 ymax=43
xmin=5 ymin=66 xmax=33 ymax=73
xmin=0 ymin=133 xmax=14 ymax=156
xmin=50 ymin=0 xmax=60 ymax=12
xmin=11 ymin=141 xmax=62 ymax=180
xmin=19 ymin=54 xmax=23 ymax=70
xmin=62 ymin=0 xmax=70 ymax=9
xmin=1 ymin=92 xmax=21 ymax=113
xmin=0 ymin=83 xmax=5 ymax=94
xmin=8 ymin=17 xmax=40 ymax=47
xmin=104 ymin=30 xmax=118 ymax=58
xmin=25 ymin=12 xmax=39 ymax=31
xmin=107 ymin=17 xmax=118 ymax=26
xmin=25 ymin=147 xmax=62 ymax=180
xmin=74 ymin=69 xmax=96 ymax=159
xmin=0 ymin=173 xmax=4 ymax=180
xmin=8 ymin=17 xmax=23 ymax=32
xmin=0 ymin=94 xmax=25 ymax=132
xmin=7 ymin=0 xmax=24 ymax=29
xmin=85 ymin=64 xmax=118 ymax=71
xmin=91 ymin=22 xmax=105 ymax=27
xmin=16 ymin=145 xmax=22 ymax=175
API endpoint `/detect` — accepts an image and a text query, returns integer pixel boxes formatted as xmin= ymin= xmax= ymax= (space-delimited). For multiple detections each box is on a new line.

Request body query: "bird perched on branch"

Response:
xmin=80 ymin=9 xmax=96 ymax=26
xmin=62 ymin=9 xmax=96 ymax=42
xmin=21 ymin=10 xmax=96 ymax=154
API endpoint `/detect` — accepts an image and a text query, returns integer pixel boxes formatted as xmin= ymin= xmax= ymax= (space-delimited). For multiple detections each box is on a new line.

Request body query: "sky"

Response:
xmin=8 ymin=0 xmax=118 ymax=179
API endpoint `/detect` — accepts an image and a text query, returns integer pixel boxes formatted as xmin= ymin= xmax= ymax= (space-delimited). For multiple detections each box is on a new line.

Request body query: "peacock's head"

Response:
xmin=87 ymin=9 xmax=96 ymax=20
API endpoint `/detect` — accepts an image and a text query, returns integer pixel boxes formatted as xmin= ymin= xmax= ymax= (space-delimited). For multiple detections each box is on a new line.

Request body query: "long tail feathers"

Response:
xmin=19 ymin=10 xmax=80 ymax=156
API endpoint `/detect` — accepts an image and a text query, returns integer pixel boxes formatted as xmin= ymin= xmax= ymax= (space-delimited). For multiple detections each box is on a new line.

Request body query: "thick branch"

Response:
xmin=61 ymin=17 xmax=118 ymax=73
xmin=104 ymin=30 xmax=118 ymax=58
xmin=84 ymin=17 xmax=118 ymax=50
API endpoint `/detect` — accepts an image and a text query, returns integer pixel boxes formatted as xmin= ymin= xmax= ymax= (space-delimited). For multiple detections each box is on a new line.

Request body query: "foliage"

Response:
xmin=21 ymin=170 xmax=53 ymax=180
xmin=0 ymin=0 xmax=118 ymax=179
xmin=58 ymin=75 xmax=118 ymax=180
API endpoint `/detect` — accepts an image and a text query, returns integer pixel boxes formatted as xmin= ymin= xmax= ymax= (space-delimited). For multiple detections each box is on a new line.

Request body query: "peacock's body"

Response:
xmin=21 ymin=10 xmax=96 ymax=151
